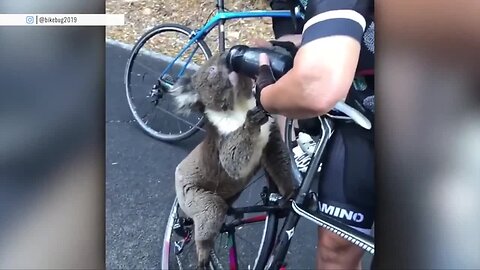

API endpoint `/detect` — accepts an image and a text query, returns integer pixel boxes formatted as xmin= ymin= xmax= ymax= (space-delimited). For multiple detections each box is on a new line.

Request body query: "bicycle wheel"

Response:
xmin=125 ymin=23 xmax=212 ymax=141
xmin=162 ymin=174 xmax=280 ymax=270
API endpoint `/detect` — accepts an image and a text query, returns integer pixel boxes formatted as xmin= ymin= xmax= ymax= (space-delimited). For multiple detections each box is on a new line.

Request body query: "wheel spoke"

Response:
xmin=164 ymin=96 xmax=184 ymax=134
xmin=155 ymin=106 xmax=205 ymax=132
xmin=132 ymin=58 xmax=159 ymax=78
xmin=176 ymin=116 xmax=183 ymax=134
xmin=236 ymin=233 xmax=261 ymax=253
xmin=243 ymin=173 xmax=265 ymax=190
xmin=125 ymin=25 xmax=210 ymax=140
xmin=136 ymin=98 xmax=156 ymax=121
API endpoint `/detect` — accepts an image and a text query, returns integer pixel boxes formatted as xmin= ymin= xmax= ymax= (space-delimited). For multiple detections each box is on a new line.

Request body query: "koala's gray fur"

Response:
xmin=170 ymin=52 xmax=295 ymax=268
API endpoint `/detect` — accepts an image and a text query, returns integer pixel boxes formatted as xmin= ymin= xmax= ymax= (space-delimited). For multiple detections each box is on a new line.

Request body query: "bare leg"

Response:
xmin=317 ymin=228 xmax=364 ymax=270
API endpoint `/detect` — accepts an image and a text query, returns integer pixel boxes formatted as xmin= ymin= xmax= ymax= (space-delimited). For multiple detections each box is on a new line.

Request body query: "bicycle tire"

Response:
xmin=124 ymin=23 xmax=212 ymax=142
xmin=161 ymin=180 xmax=280 ymax=270
xmin=253 ymin=178 xmax=280 ymax=270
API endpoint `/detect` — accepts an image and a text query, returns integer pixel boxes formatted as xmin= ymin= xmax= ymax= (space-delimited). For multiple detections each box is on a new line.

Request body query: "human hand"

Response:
xmin=254 ymin=53 xmax=276 ymax=111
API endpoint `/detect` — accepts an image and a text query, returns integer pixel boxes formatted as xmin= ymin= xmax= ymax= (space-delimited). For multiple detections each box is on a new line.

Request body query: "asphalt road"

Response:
xmin=106 ymin=42 xmax=372 ymax=269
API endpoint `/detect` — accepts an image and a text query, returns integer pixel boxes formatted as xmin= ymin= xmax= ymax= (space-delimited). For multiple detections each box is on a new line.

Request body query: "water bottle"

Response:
xmin=226 ymin=45 xmax=294 ymax=80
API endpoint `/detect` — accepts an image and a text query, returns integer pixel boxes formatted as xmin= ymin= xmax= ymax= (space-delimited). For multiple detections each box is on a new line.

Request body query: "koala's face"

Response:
xmin=170 ymin=52 xmax=253 ymax=115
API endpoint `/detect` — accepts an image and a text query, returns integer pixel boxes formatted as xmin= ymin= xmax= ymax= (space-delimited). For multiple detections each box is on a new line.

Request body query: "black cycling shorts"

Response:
xmin=316 ymin=121 xmax=374 ymax=234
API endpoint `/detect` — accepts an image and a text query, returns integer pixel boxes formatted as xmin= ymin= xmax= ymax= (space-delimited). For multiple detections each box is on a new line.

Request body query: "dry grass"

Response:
xmin=106 ymin=0 xmax=275 ymax=51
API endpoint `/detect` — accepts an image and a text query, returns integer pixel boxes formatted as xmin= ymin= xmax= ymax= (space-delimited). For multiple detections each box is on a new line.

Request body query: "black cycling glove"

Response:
xmin=255 ymin=40 xmax=297 ymax=113
xmin=255 ymin=64 xmax=276 ymax=113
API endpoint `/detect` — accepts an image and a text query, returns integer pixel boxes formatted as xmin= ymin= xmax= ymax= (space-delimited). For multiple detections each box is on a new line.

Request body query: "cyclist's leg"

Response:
xmin=318 ymin=228 xmax=365 ymax=269
xmin=315 ymin=122 xmax=375 ymax=269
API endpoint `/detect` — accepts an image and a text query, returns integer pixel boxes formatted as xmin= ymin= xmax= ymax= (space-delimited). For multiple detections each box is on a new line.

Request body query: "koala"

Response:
xmin=170 ymin=52 xmax=296 ymax=268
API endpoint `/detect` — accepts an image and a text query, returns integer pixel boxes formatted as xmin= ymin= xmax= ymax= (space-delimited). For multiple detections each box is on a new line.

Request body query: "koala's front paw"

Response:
xmin=282 ymin=185 xmax=298 ymax=200
xmin=247 ymin=107 xmax=268 ymax=126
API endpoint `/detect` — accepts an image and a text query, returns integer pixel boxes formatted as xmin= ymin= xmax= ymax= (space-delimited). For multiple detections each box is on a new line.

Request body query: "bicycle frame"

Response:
xmin=217 ymin=116 xmax=375 ymax=270
xmin=264 ymin=117 xmax=375 ymax=270
xmin=158 ymin=1 xmax=374 ymax=268
xmin=221 ymin=214 xmax=269 ymax=270
xmin=204 ymin=120 xmax=373 ymax=270
xmin=159 ymin=1 xmax=302 ymax=82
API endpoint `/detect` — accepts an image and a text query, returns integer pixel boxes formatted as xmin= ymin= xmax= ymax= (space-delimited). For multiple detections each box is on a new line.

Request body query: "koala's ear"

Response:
xmin=169 ymin=76 xmax=201 ymax=115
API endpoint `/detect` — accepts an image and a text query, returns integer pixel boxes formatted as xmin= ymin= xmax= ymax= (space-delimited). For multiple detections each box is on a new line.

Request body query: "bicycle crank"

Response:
xmin=172 ymin=217 xmax=193 ymax=255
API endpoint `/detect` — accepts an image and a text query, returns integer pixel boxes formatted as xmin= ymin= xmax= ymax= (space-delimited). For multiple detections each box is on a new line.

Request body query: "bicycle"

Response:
xmin=162 ymin=107 xmax=375 ymax=269
xmin=125 ymin=0 xmax=375 ymax=268
xmin=124 ymin=0 xmax=304 ymax=141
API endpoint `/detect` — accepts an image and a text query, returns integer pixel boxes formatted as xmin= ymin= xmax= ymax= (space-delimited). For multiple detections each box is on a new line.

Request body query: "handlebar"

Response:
xmin=332 ymin=102 xmax=371 ymax=130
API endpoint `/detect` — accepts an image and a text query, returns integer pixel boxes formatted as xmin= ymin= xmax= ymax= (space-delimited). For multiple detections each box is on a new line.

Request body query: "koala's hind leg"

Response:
xmin=183 ymin=188 xmax=228 ymax=268
xmin=261 ymin=125 xmax=296 ymax=198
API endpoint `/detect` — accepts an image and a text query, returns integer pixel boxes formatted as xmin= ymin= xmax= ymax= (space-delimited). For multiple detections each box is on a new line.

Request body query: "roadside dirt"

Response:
xmin=106 ymin=0 xmax=276 ymax=51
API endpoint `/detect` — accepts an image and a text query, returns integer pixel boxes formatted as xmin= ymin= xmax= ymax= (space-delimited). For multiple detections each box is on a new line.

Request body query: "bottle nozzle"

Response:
xmin=226 ymin=45 xmax=248 ymax=72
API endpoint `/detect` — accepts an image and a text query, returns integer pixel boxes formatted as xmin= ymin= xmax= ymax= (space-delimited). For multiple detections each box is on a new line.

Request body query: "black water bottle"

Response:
xmin=226 ymin=45 xmax=294 ymax=80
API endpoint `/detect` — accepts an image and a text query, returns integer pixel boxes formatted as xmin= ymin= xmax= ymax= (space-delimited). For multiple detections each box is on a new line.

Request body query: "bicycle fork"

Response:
xmin=265 ymin=209 xmax=302 ymax=270
xmin=266 ymin=117 xmax=334 ymax=270
xmin=266 ymin=117 xmax=374 ymax=269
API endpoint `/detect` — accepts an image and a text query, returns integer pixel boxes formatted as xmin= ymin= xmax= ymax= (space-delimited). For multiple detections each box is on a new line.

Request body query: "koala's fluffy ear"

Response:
xmin=169 ymin=76 xmax=203 ymax=115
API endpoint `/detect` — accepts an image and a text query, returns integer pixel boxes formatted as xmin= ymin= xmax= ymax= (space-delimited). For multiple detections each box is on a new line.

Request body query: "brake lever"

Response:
xmin=332 ymin=101 xmax=372 ymax=130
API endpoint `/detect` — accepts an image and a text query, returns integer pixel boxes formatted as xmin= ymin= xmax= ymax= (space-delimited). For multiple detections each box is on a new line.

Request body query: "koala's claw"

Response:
xmin=247 ymin=107 xmax=269 ymax=126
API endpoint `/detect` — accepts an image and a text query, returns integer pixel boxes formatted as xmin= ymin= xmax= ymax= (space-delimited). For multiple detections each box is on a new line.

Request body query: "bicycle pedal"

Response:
xmin=268 ymin=193 xmax=291 ymax=218
xmin=268 ymin=193 xmax=283 ymax=203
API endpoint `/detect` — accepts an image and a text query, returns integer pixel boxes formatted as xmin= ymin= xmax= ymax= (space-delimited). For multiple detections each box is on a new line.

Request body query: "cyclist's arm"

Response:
xmin=259 ymin=0 xmax=371 ymax=119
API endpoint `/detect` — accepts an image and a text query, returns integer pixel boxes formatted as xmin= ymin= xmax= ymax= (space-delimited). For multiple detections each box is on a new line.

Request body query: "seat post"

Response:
xmin=217 ymin=0 xmax=225 ymax=11
xmin=216 ymin=0 xmax=226 ymax=51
